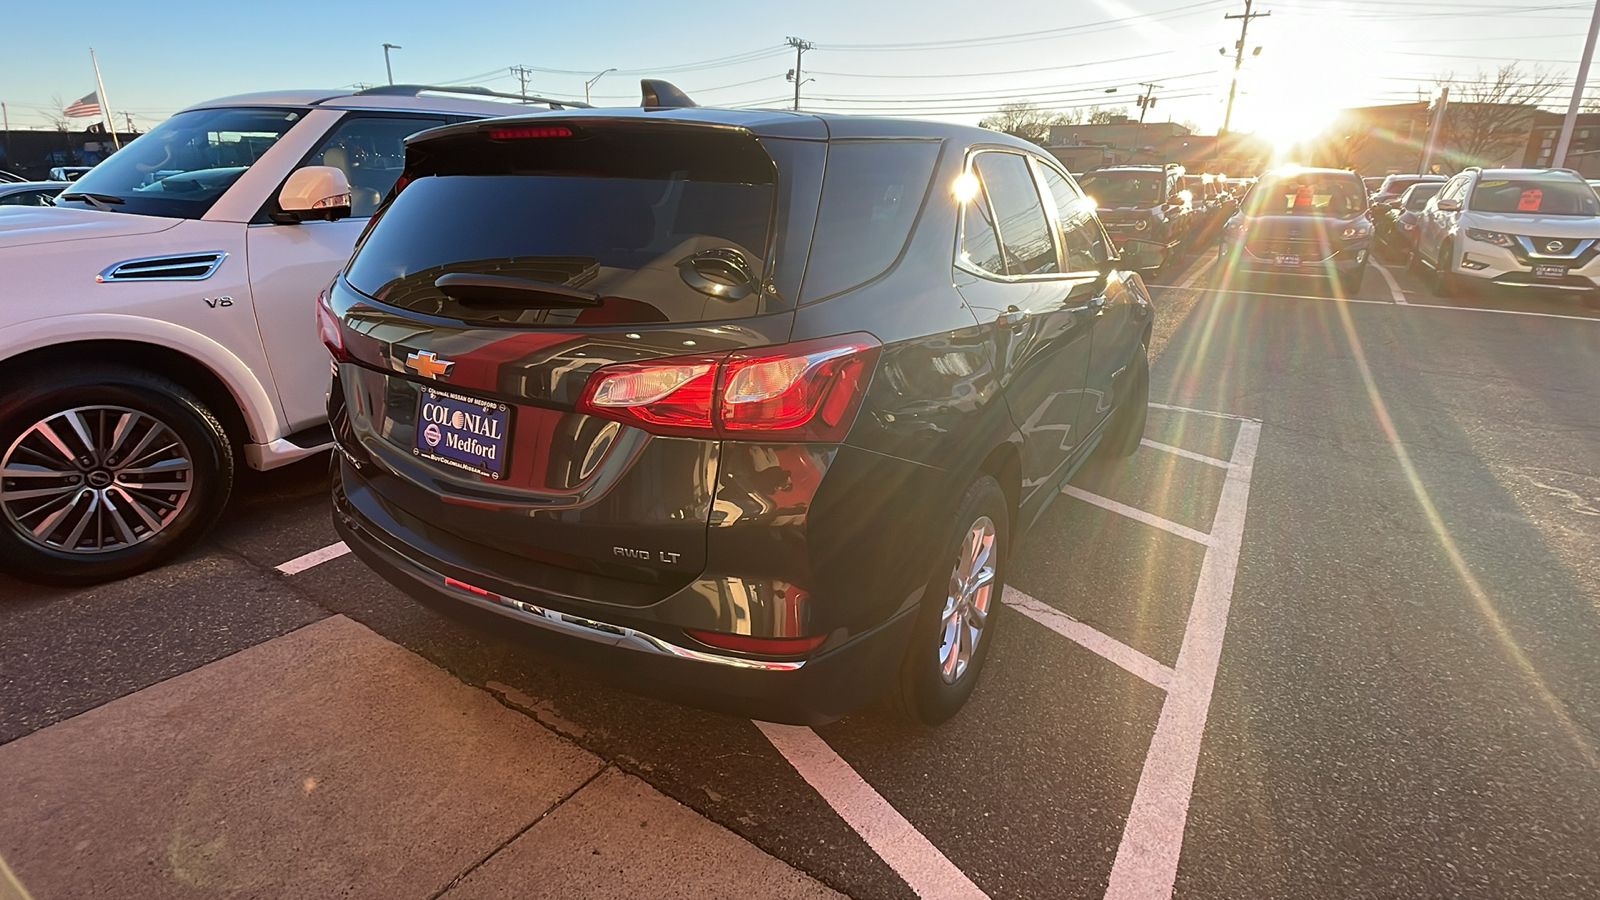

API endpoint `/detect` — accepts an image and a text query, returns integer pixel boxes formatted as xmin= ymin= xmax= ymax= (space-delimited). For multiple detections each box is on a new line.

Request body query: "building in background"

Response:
xmin=1045 ymin=117 xmax=1270 ymax=176
xmin=0 ymin=124 xmax=139 ymax=180
xmin=1525 ymin=110 xmax=1600 ymax=177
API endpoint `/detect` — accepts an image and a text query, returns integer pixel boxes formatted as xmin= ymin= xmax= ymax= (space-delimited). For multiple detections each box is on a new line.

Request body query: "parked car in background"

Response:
xmin=1079 ymin=163 xmax=1191 ymax=273
xmin=0 ymin=169 xmax=30 ymax=184
xmin=1222 ymin=166 xmax=1371 ymax=293
xmin=1410 ymin=166 xmax=1600 ymax=300
xmin=327 ymin=104 xmax=1154 ymax=727
xmin=1588 ymin=179 xmax=1600 ymax=198
xmin=47 ymin=166 xmax=95 ymax=182
xmin=1371 ymin=181 xmax=1444 ymax=262
xmin=1369 ymin=173 xmax=1446 ymax=210
xmin=1363 ymin=176 xmax=1384 ymax=196
xmin=0 ymin=84 xmax=577 ymax=584
xmin=0 ymin=181 xmax=69 ymax=207
xmin=1186 ymin=172 xmax=1238 ymax=250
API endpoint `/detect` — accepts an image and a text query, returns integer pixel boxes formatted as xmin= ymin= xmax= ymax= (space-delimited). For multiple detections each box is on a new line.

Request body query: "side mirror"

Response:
xmin=1435 ymin=197 xmax=1461 ymax=212
xmin=274 ymin=166 xmax=352 ymax=223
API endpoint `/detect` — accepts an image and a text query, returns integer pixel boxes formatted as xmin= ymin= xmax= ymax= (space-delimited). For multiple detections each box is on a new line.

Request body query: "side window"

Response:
xmin=0 ymin=190 xmax=50 ymax=207
xmin=1039 ymin=165 xmax=1105 ymax=273
xmin=1440 ymin=177 xmax=1467 ymax=205
xmin=800 ymin=139 xmax=941 ymax=303
xmin=974 ymin=152 xmax=1056 ymax=276
xmin=960 ymin=174 xmax=1006 ymax=276
xmin=304 ymin=115 xmax=448 ymax=217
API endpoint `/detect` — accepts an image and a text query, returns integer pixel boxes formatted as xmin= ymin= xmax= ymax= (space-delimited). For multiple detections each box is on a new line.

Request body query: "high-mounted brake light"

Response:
xmin=575 ymin=334 xmax=881 ymax=442
xmin=487 ymin=125 xmax=574 ymax=140
xmin=315 ymin=290 xmax=345 ymax=361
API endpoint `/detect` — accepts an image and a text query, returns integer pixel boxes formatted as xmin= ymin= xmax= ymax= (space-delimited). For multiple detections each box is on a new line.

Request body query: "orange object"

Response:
xmin=1518 ymin=189 xmax=1542 ymax=212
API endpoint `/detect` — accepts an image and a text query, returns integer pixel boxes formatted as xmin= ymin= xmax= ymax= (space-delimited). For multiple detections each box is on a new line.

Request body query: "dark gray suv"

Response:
xmin=324 ymin=98 xmax=1154 ymax=726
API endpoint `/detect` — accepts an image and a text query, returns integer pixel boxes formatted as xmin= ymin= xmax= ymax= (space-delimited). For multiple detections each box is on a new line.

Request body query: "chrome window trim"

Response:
xmin=953 ymin=146 xmax=1099 ymax=284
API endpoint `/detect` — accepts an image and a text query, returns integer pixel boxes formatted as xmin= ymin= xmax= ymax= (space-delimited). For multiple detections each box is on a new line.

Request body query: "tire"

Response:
xmin=1096 ymin=341 xmax=1150 ymax=460
xmin=888 ymin=473 xmax=1009 ymax=727
xmin=0 ymin=366 xmax=233 ymax=585
xmin=1430 ymin=241 xmax=1459 ymax=298
xmin=1407 ymin=245 xmax=1428 ymax=277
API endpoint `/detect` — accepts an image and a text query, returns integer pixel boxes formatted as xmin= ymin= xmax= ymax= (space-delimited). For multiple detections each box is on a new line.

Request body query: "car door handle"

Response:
xmin=1066 ymin=296 xmax=1108 ymax=315
xmin=998 ymin=306 xmax=1028 ymax=328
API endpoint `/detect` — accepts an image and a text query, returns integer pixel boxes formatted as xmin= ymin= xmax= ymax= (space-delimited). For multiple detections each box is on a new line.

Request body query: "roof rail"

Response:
xmin=346 ymin=84 xmax=590 ymax=109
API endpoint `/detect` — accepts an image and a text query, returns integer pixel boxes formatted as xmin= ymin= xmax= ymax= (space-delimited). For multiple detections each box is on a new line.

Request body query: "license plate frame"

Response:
xmin=413 ymin=387 xmax=511 ymax=480
xmin=1532 ymin=264 xmax=1568 ymax=281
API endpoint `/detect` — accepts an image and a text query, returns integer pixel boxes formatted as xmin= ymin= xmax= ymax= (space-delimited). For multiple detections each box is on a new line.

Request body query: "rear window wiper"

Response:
xmin=433 ymin=273 xmax=600 ymax=308
xmin=60 ymin=192 xmax=126 ymax=213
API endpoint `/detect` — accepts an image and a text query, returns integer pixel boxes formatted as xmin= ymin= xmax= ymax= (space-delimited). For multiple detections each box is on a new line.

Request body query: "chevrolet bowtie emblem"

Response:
xmin=404 ymin=350 xmax=454 ymax=379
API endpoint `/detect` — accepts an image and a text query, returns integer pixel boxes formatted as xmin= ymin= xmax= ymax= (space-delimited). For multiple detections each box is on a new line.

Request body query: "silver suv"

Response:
xmin=1410 ymin=167 xmax=1600 ymax=300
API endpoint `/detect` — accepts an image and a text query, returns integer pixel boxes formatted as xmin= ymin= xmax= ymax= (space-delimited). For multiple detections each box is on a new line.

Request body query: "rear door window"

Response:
xmin=959 ymin=177 xmax=1006 ymax=276
xmin=1039 ymin=165 xmax=1106 ymax=274
xmin=799 ymin=139 xmax=940 ymax=303
xmin=974 ymin=152 xmax=1057 ymax=276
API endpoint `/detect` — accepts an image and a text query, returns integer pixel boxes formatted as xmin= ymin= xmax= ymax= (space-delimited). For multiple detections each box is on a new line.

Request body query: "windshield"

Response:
xmin=1468 ymin=178 xmax=1600 ymax=216
xmin=1245 ymin=174 xmax=1365 ymax=217
xmin=1403 ymin=183 xmax=1444 ymax=211
xmin=54 ymin=107 xmax=303 ymax=218
xmin=1079 ymin=171 xmax=1163 ymax=206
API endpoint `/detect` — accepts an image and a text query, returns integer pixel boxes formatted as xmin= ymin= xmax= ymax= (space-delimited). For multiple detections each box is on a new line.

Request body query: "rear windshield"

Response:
xmin=1468 ymin=178 xmax=1600 ymax=216
xmin=1245 ymin=175 xmax=1365 ymax=217
xmin=346 ymin=127 xmax=778 ymax=325
xmin=1079 ymin=171 xmax=1163 ymax=206
xmin=1402 ymin=182 xmax=1443 ymax=211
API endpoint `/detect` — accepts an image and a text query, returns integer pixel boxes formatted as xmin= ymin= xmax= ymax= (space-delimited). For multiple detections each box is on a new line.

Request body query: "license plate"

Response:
xmin=1277 ymin=254 xmax=1301 ymax=266
xmin=413 ymin=388 xmax=510 ymax=479
xmin=1532 ymin=264 xmax=1567 ymax=280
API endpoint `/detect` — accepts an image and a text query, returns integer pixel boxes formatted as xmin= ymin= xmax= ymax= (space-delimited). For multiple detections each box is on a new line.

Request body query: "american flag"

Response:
xmin=63 ymin=92 xmax=101 ymax=118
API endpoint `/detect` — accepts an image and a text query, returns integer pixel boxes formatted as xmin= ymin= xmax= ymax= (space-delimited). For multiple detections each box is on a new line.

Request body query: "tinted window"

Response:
xmin=1079 ymin=170 xmax=1163 ymax=206
xmin=347 ymin=130 xmax=777 ymax=326
xmin=960 ymin=178 xmax=1006 ymax=276
xmin=54 ymin=107 xmax=301 ymax=219
xmin=1468 ymin=178 xmax=1600 ymax=216
xmin=1039 ymin=166 xmax=1104 ymax=273
xmin=1245 ymin=174 xmax=1365 ymax=217
xmin=976 ymin=153 xmax=1056 ymax=276
xmin=303 ymin=115 xmax=447 ymax=217
xmin=800 ymin=140 xmax=940 ymax=303
xmin=1402 ymin=183 xmax=1443 ymax=211
xmin=0 ymin=190 xmax=53 ymax=207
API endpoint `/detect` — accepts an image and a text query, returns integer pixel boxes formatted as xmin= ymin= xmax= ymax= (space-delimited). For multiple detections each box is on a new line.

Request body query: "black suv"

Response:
xmin=324 ymin=100 xmax=1153 ymax=726
xmin=1078 ymin=164 xmax=1192 ymax=272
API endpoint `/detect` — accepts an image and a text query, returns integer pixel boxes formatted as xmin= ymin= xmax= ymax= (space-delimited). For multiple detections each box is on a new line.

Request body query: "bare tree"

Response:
xmin=1086 ymin=105 xmax=1130 ymax=125
xmin=45 ymin=94 xmax=72 ymax=132
xmin=978 ymin=101 xmax=1077 ymax=145
xmin=1433 ymin=64 xmax=1560 ymax=172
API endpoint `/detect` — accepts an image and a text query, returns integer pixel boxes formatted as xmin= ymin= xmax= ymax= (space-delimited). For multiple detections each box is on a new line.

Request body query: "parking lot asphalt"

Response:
xmin=3 ymin=253 xmax=1598 ymax=899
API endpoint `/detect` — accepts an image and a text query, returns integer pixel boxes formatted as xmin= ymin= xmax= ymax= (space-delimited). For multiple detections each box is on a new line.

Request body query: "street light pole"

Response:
xmin=1553 ymin=0 xmax=1600 ymax=169
xmin=585 ymin=68 xmax=617 ymax=105
xmin=382 ymin=43 xmax=401 ymax=86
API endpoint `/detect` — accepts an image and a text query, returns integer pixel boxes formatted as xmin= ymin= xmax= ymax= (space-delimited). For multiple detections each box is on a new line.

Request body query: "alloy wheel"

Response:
xmin=1 ymin=406 xmax=194 ymax=554
xmin=938 ymin=515 xmax=997 ymax=684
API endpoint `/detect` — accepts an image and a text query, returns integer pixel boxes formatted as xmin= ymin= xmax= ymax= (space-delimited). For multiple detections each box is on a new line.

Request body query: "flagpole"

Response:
xmin=89 ymin=48 xmax=120 ymax=151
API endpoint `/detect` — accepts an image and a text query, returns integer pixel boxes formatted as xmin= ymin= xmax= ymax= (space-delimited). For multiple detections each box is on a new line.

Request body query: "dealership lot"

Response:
xmin=3 ymin=255 xmax=1599 ymax=899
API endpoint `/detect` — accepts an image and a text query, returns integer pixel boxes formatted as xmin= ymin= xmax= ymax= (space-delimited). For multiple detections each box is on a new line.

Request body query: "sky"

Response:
xmin=1 ymin=0 xmax=1595 ymax=140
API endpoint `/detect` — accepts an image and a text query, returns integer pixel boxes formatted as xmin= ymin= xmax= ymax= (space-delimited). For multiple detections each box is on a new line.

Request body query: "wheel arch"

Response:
xmin=976 ymin=439 xmax=1022 ymax=548
xmin=0 ymin=320 xmax=278 ymax=449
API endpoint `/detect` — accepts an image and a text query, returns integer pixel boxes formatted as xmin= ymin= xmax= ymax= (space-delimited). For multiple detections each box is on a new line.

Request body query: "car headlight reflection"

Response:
xmin=1341 ymin=224 xmax=1371 ymax=240
xmin=1134 ymin=219 xmax=1150 ymax=232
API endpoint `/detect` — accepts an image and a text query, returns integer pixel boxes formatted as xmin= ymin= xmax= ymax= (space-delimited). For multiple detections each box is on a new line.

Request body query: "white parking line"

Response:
xmin=1139 ymin=439 xmax=1230 ymax=469
xmin=1003 ymin=587 xmax=1175 ymax=690
xmin=755 ymin=722 xmax=990 ymax=900
xmin=1374 ymin=263 xmax=1410 ymax=305
xmin=275 ymin=541 xmax=350 ymax=575
xmin=1184 ymin=285 xmax=1394 ymax=306
xmin=1104 ymin=419 xmax=1260 ymax=900
xmin=1061 ymin=485 xmax=1212 ymax=547
xmin=1147 ymin=402 xmax=1261 ymax=423
xmin=1191 ymin=284 xmax=1600 ymax=323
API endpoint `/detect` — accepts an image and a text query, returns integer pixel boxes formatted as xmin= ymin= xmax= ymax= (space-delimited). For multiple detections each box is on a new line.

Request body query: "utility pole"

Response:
xmin=1553 ymin=0 xmax=1600 ymax=168
xmin=1134 ymin=82 xmax=1161 ymax=162
xmin=785 ymin=36 xmax=814 ymax=111
xmin=585 ymin=68 xmax=617 ymax=104
xmin=1419 ymin=87 xmax=1449 ymax=175
xmin=510 ymin=65 xmax=533 ymax=99
xmin=382 ymin=43 xmax=401 ymax=85
xmin=1220 ymin=0 xmax=1269 ymax=135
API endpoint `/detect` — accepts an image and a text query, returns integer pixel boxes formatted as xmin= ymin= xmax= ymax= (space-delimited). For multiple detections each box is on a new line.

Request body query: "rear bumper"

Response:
xmin=1230 ymin=240 xmax=1368 ymax=279
xmin=332 ymin=463 xmax=918 ymax=725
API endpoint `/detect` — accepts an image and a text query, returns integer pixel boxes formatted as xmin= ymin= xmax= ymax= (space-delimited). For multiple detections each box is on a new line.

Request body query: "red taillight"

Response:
xmin=685 ymin=629 xmax=828 ymax=656
xmin=444 ymin=576 xmax=499 ymax=600
xmin=575 ymin=334 xmax=881 ymax=442
xmin=316 ymin=290 xmax=345 ymax=360
xmin=487 ymin=125 xmax=573 ymax=140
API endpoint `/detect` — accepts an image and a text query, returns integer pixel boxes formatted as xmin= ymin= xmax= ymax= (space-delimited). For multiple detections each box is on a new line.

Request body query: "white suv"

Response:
xmin=0 ymin=85 xmax=575 ymax=583
xmin=1410 ymin=166 xmax=1600 ymax=300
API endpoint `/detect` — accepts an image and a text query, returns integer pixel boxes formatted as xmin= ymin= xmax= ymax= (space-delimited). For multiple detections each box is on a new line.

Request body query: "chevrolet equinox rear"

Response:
xmin=326 ymin=105 xmax=1153 ymax=726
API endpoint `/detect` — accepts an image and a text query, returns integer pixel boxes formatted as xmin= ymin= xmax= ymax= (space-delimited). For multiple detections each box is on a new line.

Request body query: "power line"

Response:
xmin=815 ymin=0 xmax=1232 ymax=51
